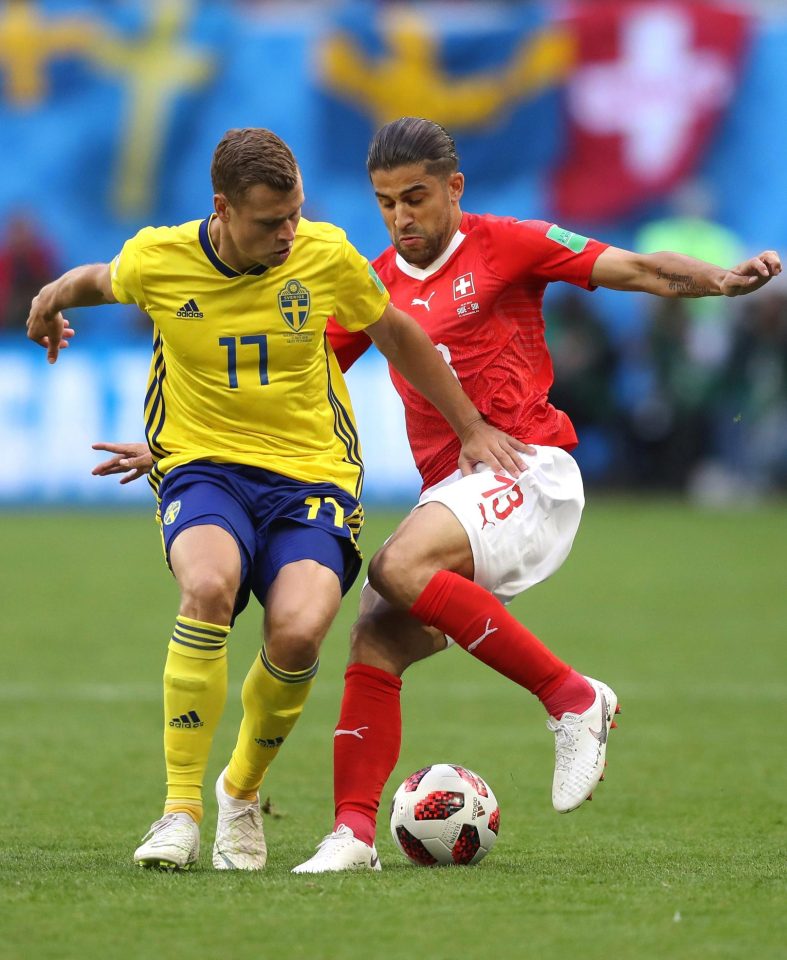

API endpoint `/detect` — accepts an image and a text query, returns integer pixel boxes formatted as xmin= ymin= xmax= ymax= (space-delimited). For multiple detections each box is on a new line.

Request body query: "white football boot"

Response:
xmin=292 ymin=824 xmax=382 ymax=874
xmin=547 ymin=675 xmax=620 ymax=813
xmin=212 ymin=768 xmax=267 ymax=870
xmin=134 ymin=812 xmax=200 ymax=870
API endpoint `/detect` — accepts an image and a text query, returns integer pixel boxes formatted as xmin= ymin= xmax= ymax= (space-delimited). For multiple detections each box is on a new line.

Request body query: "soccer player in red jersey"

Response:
xmin=289 ymin=117 xmax=780 ymax=872
xmin=94 ymin=118 xmax=780 ymax=873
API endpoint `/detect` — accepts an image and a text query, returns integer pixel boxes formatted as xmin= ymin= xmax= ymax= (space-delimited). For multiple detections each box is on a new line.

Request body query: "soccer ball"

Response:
xmin=389 ymin=763 xmax=500 ymax=866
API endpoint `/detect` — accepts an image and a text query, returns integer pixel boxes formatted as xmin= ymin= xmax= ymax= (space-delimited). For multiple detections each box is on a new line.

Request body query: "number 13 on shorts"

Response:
xmin=480 ymin=474 xmax=525 ymax=522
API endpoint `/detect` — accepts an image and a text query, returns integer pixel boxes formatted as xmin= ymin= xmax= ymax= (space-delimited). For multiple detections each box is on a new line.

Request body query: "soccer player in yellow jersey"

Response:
xmin=27 ymin=128 xmax=527 ymax=871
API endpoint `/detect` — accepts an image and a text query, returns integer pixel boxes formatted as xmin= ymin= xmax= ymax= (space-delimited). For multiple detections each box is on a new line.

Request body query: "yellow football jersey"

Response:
xmin=110 ymin=215 xmax=389 ymax=499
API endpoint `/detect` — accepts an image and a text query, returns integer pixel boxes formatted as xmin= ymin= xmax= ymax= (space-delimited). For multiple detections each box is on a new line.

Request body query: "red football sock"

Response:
xmin=540 ymin=668 xmax=595 ymax=719
xmin=410 ymin=570 xmax=592 ymax=715
xmin=333 ymin=663 xmax=402 ymax=847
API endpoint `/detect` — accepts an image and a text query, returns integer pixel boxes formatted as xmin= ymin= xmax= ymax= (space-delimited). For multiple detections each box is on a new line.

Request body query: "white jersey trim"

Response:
xmin=394 ymin=230 xmax=466 ymax=281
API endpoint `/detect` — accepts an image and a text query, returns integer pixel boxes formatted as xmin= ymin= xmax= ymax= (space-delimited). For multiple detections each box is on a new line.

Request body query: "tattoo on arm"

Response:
xmin=656 ymin=267 xmax=712 ymax=297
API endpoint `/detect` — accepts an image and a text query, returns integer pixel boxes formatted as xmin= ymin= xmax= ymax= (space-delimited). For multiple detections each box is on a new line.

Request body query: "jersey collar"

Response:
xmin=393 ymin=228 xmax=466 ymax=281
xmin=198 ymin=215 xmax=268 ymax=278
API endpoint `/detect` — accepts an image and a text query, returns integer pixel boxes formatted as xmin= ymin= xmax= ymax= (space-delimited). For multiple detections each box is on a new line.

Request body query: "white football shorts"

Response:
xmin=415 ymin=445 xmax=585 ymax=606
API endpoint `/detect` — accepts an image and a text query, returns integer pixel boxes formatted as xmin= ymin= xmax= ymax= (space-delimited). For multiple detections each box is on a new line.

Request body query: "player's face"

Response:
xmin=371 ymin=164 xmax=464 ymax=267
xmin=215 ymin=179 xmax=304 ymax=269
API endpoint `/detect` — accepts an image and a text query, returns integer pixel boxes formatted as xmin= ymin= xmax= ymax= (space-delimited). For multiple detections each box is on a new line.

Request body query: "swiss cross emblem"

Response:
xmin=453 ymin=273 xmax=475 ymax=300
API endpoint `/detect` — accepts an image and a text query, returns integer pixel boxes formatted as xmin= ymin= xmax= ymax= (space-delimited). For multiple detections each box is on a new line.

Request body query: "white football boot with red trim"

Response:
xmin=547 ymin=676 xmax=620 ymax=813
xmin=292 ymin=825 xmax=381 ymax=874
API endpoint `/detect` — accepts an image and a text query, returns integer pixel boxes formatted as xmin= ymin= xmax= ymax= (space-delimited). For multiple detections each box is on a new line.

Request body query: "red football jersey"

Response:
xmin=327 ymin=213 xmax=608 ymax=491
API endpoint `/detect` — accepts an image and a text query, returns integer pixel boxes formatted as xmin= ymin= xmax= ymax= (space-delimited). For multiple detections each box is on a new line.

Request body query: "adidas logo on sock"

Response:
xmin=176 ymin=298 xmax=204 ymax=319
xmin=169 ymin=710 xmax=204 ymax=728
xmin=254 ymin=736 xmax=284 ymax=748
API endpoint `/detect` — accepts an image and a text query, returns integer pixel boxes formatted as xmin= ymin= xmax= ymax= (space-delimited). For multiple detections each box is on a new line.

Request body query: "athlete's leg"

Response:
xmin=212 ymin=558 xmax=342 ymax=870
xmin=367 ymin=501 xmax=591 ymax=716
xmin=331 ymin=584 xmax=445 ymax=846
xmin=134 ymin=523 xmax=241 ymax=870
xmin=294 ymin=584 xmax=453 ymax=874
xmin=349 ymin=581 xmax=447 ymax=675
xmin=293 ymin=582 xmax=444 ymax=874
xmin=163 ymin=524 xmax=241 ymax=818
xmin=225 ymin=557 xmax=342 ymax=800
xmin=367 ymin=481 xmax=618 ymax=815
xmin=171 ymin=523 xmax=242 ymax=624
xmin=225 ymin=519 xmax=350 ymax=802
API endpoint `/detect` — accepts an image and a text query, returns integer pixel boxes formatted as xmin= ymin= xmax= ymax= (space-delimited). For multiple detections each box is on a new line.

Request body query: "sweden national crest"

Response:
xmin=163 ymin=500 xmax=181 ymax=526
xmin=278 ymin=279 xmax=311 ymax=331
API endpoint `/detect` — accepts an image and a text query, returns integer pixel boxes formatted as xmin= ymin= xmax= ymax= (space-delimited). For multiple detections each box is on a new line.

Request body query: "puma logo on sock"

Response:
xmin=467 ymin=619 xmax=498 ymax=652
xmin=334 ymin=725 xmax=369 ymax=739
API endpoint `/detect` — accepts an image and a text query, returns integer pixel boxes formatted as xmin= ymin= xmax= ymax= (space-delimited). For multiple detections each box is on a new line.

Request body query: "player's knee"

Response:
xmin=367 ymin=544 xmax=403 ymax=605
xmin=179 ymin=569 xmax=236 ymax=624
xmin=367 ymin=539 xmax=433 ymax=609
xmin=265 ymin=634 xmax=322 ymax=672
xmin=265 ymin=608 xmax=327 ymax=671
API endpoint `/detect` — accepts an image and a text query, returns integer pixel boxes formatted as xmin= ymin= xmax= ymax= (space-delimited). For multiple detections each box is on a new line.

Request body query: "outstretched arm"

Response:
xmin=366 ymin=303 xmax=530 ymax=476
xmin=591 ymin=247 xmax=781 ymax=299
xmin=92 ymin=442 xmax=153 ymax=485
xmin=27 ymin=263 xmax=116 ymax=363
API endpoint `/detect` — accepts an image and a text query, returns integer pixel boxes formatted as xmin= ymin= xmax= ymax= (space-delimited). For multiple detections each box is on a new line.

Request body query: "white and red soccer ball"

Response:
xmin=390 ymin=764 xmax=500 ymax=866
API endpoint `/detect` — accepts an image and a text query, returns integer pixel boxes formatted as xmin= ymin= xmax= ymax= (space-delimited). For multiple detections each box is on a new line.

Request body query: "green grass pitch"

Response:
xmin=1 ymin=501 xmax=785 ymax=959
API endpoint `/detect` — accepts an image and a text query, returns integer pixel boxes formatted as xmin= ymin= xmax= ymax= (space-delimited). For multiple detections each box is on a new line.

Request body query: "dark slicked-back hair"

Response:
xmin=211 ymin=128 xmax=299 ymax=205
xmin=367 ymin=117 xmax=459 ymax=178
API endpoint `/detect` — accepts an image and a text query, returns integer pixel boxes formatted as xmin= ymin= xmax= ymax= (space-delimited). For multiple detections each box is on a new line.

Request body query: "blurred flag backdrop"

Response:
xmin=1 ymin=0 xmax=785 ymax=503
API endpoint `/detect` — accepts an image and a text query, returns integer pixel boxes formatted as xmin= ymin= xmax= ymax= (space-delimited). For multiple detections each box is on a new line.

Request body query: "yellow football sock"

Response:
xmin=162 ymin=616 xmax=230 ymax=823
xmin=226 ymin=646 xmax=318 ymax=797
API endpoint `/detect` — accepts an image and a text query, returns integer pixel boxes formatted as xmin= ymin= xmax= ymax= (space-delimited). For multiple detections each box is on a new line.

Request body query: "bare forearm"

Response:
xmin=645 ymin=254 xmax=725 ymax=298
xmin=601 ymin=251 xmax=724 ymax=298
xmin=592 ymin=247 xmax=780 ymax=299
xmin=369 ymin=312 xmax=480 ymax=435
xmin=28 ymin=262 xmax=116 ymax=362
xmin=38 ymin=263 xmax=115 ymax=312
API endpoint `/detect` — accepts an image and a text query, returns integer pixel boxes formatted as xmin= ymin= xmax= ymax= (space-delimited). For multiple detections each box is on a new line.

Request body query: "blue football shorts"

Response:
xmin=157 ymin=460 xmax=363 ymax=619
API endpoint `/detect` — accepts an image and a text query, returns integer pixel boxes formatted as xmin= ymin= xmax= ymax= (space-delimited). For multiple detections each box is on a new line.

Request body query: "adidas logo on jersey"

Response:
xmin=169 ymin=710 xmax=204 ymax=728
xmin=176 ymin=298 xmax=204 ymax=319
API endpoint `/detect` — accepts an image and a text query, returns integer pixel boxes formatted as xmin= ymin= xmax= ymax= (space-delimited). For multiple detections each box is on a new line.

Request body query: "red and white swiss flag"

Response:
xmin=551 ymin=1 xmax=751 ymax=222
xmin=453 ymin=273 xmax=475 ymax=300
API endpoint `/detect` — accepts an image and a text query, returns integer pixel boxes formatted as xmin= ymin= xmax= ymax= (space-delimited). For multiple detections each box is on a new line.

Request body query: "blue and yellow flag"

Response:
xmin=314 ymin=1 xmax=573 ymax=184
